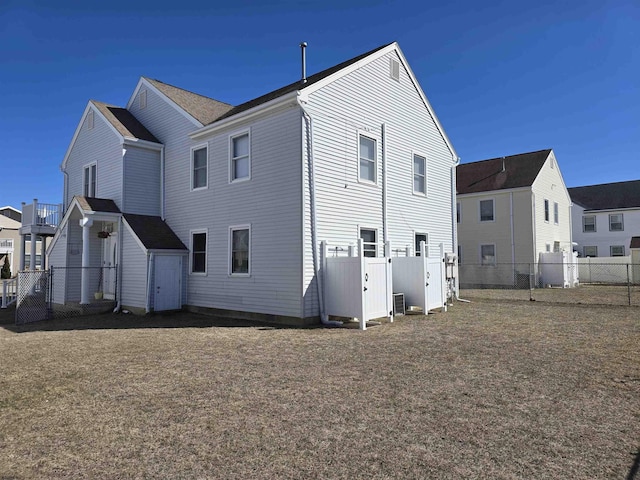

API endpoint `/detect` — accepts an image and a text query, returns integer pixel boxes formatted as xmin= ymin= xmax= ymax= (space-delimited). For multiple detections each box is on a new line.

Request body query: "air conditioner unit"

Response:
xmin=393 ymin=293 xmax=405 ymax=315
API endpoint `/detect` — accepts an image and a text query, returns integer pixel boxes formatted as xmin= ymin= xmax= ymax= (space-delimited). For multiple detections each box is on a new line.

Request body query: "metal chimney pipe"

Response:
xmin=300 ymin=42 xmax=307 ymax=83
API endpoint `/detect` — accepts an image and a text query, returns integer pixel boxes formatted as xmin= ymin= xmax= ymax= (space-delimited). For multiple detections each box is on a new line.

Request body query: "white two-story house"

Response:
xmin=45 ymin=42 xmax=458 ymax=324
xmin=569 ymin=180 xmax=640 ymax=258
xmin=456 ymin=149 xmax=572 ymax=287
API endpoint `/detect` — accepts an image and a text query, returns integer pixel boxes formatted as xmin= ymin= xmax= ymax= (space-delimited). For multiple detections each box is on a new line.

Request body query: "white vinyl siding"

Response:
xmin=120 ymin=226 xmax=149 ymax=310
xmin=230 ymin=131 xmax=250 ymax=183
xmin=191 ymin=145 xmax=208 ymax=190
xmin=413 ymin=153 xmax=426 ymax=195
xmin=123 ymin=146 xmax=161 ymax=216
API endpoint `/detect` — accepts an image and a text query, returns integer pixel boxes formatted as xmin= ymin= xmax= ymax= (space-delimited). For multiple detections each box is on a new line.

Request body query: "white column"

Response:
xmin=80 ymin=217 xmax=93 ymax=304
xmin=19 ymin=234 xmax=26 ymax=271
xmin=30 ymin=234 xmax=36 ymax=270
xmin=40 ymin=237 xmax=47 ymax=270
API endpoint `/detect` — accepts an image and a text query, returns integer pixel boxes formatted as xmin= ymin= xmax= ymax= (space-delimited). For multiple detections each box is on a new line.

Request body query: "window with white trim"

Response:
xmin=610 ymin=245 xmax=625 ymax=257
xmin=609 ymin=214 xmax=624 ymax=231
xmin=190 ymin=230 xmax=207 ymax=274
xmin=546 ymin=243 xmax=551 ymax=252
xmin=83 ymin=164 xmax=96 ymax=197
xmin=191 ymin=145 xmax=208 ymax=190
xmin=583 ymin=216 xmax=596 ymax=232
xmin=415 ymin=233 xmax=428 ymax=256
xmin=480 ymin=244 xmax=496 ymax=266
xmin=230 ymin=226 xmax=250 ymax=275
xmin=544 ymin=199 xmax=550 ymax=222
xmin=413 ymin=154 xmax=427 ymax=195
xmin=230 ymin=132 xmax=250 ymax=182
xmin=358 ymin=134 xmax=376 ymax=183
xmin=553 ymin=241 xmax=560 ymax=253
xmin=553 ymin=202 xmax=559 ymax=224
xmin=479 ymin=199 xmax=494 ymax=222
xmin=583 ymin=245 xmax=597 ymax=257
xmin=360 ymin=228 xmax=377 ymax=258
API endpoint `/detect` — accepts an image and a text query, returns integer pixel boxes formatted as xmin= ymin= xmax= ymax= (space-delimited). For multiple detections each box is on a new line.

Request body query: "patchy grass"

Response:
xmin=1 ymin=301 xmax=638 ymax=479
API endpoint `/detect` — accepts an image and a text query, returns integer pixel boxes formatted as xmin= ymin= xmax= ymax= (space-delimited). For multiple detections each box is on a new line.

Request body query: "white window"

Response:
xmin=230 ymin=131 xmax=250 ymax=182
xmin=413 ymin=154 xmax=427 ymax=195
xmin=456 ymin=202 xmax=461 ymax=224
xmin=139 ymin=89 xmax=147 ymax=109
xmin=190 ymin=230 xmax=207 ymax=274
xmin=553 ymin=202 xmax=559 ymax=224
xmin=83 ymin=164 xmax=96 ymax=197
xmin=415 ymin=233 xmax=428 ymax=256
xmin=583 ymin=216 xmax=596 ymax=232
xmin=360 ymin=228 xmax=377 ymax=257
xmin=87 ymin=110 xmax=94 ymax=130
xmin=358 ymin=134 xmax=377 ymax=184
xmin=553 ymin=241 xmax=560 ymax=253
xmin=609 ymin=214 xmax=624 ymax=232
xmin=583 ymin=246 xmax=597 ymax=257
xmin=191 ymin=145 xmax=208 ymax=190
xmin=479 ymin=199 xmax=494 ymax=222
xmin=230 ymin=226 xmax=250 ymax=275
xmin=544 ymin=199 xmax=550 ymax=222
xmin=610 ymin=245 xmax=625 ymax=257
xmin=480 ymin=244 xmax=496 ymax=266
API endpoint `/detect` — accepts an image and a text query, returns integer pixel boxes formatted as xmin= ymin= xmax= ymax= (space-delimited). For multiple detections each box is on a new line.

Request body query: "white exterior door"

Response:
xmin=153 ymin=255 xmax=181 ymax=311
xmin=363 ymin=258 xmax=392 ymax=320
xmin=102 ymin=235 xmax=117 ymax=300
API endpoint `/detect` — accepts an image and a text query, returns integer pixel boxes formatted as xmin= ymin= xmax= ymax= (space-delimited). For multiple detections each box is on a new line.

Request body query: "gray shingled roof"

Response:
xmin=568 ymin=180 xmax=640 ymax=211
xmin=144 ymin=78 xmax=234 ymax=125
xmin=456 ymin=149 xmax=552 ymax=194
xmin=630 ymin=237 xmax=640 ymax=249
xmin=91 ymin=101 xmax=160 ymax=143
xmin=76 ymin=196 xmax=121 ymax=213
xmin=124 ymin=214 xmax=187 ymax=251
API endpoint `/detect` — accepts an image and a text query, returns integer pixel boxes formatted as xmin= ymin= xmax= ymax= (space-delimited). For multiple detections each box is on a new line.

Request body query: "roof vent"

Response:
xmin=390 ymin=58 xmax=400 ymax=81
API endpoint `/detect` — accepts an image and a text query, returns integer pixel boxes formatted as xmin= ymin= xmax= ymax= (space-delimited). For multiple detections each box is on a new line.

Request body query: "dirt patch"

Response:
xmin=1 ymin=301 xmax=638 ymax=479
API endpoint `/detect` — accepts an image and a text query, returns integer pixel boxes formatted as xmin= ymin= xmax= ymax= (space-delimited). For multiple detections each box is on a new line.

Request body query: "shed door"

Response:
xmin=154 ymin=256 xmax=181 ymax=311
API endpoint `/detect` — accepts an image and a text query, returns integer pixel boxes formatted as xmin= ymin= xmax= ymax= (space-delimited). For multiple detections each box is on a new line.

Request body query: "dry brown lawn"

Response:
xmin=0 ymin=300 xmax=638 ymax=479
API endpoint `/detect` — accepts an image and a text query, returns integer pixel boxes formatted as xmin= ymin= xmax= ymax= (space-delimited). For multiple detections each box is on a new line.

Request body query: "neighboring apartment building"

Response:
xmin=456 ymin=149 xmax=572 ymax=287
xmin=1 ymin=207 xmax=45 ymax=276
xmin=43 ymin=42 xmax=458 ymax=323
xmin=569 ymin=180 xmax=640 ymax=257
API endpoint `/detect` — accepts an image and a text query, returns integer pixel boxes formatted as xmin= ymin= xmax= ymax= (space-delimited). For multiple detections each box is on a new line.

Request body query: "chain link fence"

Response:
xmin=458 ymin=262 xmax=640 ymax=306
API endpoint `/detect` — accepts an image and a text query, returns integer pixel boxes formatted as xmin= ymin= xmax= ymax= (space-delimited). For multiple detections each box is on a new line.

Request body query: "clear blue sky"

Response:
xmin=1 ymin=0 xmax=638 ymax=210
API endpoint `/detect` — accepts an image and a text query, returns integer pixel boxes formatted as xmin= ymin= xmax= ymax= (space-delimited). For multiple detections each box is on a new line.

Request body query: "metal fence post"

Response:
xmin=627 ymin=263 xmax=631 ymax=306
xmin=529 ymin=262 xmax=534 ymax=301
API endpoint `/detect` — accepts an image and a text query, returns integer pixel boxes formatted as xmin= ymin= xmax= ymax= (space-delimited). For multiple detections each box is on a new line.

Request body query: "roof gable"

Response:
xmin=568 ymin=180 xmax=640 ymax=210
xmin=457 ymin=149 xmax=552 ymax=195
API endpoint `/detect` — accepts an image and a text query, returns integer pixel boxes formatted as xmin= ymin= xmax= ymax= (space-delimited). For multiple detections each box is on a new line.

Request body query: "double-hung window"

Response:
xmin=479 ymin=199 xmax=494 ymax=222
xmin=544 ymin=199 xmax=550 ymax=222
xmin=553 ymin=202 xmax=559 ymax=224
xmin=83 ymin=164 xmax=96 ymax=197
xmin=230 ymin=132 xmax=250 ymax=182
xmin=610 ymin=245 xmax=625 ymax=256
xmin=609 ymin=214 xmax=623 ymax=231
xmin=190 ymin=230 xmax=207 ymax=274
xmin=230 ymin=226 xmax=250 ymax=275
xmin=413 ymin=154 xmax=427 ymax=195
xmin=583 ymin=216 xmax=596 ymax=232
xmin=191 ymin=145 xmax=208 ymax=190
xmin=360 ymin=228 xmax=377 ymax=257
xmin=583 ymin=246 xmax=597 ymax=257
xmin=358 ymin=134 xmax=376 ymax=183
xmin=480 ymin=244 xmax=496 ymax=266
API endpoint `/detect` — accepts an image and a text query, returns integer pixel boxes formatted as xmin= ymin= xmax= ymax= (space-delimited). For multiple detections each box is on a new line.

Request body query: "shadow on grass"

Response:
xmin=0 ymin=310 xmax=329 ymax=333
xmin=628 ymin=448 xmax=640 ymax=480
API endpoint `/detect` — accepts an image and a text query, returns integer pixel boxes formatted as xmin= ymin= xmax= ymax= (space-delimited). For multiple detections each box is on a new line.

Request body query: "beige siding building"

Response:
xmin=456 ymin=149 xmax=572 ymax=287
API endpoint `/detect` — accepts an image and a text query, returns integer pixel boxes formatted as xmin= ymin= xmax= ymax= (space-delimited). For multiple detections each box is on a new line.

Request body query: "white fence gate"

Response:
xmin=323 ymin=240 xmax=393 ymax=330
xmin=392 ymin=242 xmax=446 ymax=314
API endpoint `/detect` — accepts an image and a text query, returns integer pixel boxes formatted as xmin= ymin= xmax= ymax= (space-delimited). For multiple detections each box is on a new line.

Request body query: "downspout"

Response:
xmin=145 ymin=252 xmax=154 ymax=313
xmin=160 ymin=146 xmax=165 ymax=220
xmin=451 ymin=156 xmax=461 ymax=298
xmin=113 ymin=216 xmax=124 ymax=313
xmin=510 ymin=192 xmax=516 ymax=266
xmin=297 ymin=94 xmax=341 ymax=327
xmin=531 ymin=191 xmax=537 ymax=286
xmin=382 ymin=123 xmax=388 ymax=246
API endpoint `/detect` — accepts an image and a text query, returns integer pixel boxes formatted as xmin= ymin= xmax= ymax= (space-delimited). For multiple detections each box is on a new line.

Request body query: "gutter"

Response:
xmin=297 ymin=93 xmax=342 ymax=327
